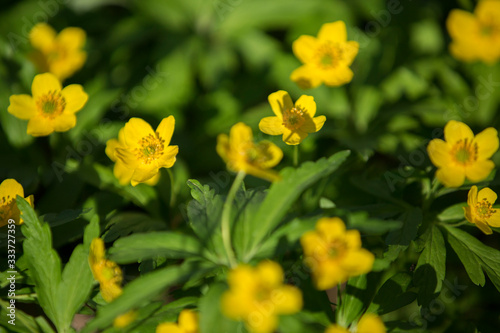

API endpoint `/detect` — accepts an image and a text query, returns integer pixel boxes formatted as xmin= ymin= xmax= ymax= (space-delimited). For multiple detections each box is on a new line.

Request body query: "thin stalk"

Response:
xmin=293 ymin=145 xmax=299 ymax=167
xmin=167 ymin=168 xmax=176 ymax=207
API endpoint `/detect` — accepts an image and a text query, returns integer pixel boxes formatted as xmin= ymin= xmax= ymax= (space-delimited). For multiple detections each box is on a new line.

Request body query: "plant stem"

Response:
xmin=221 ymin=171 xmax=245 ymax=268
xmin=293 ymin=145 xmax=299 ymax=167
xmin=167 ymin=168 xmax=176 ymax=207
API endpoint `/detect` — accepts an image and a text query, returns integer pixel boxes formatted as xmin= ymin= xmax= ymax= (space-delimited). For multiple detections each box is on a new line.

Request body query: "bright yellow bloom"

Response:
xmin=105 ymin=117 xmax=178 ymax=186
xmin=301 ymin=217 xmax=374 ymax=290
xmin=0 ymin=179 xmax=34 ymax=227
xmin=89 ymin=238 xmax=123 ymax=302
xmin=291 ymin=21 xmax=359 ymax=89
xmin=325 ymin=313 xmax=386 ymax=333
xmin=29 ymin=23 xmax=86 ymax=81
xmin=113 ymin=310 xmax=137 ymax=328
xmin=259 ymin=90 xmax=326 ymax=145
xmin=464 ymin=186 xmax=500 ymax=235
xmin=427 ymin=120 xmax=499 ymax=188
xmin=447 ymin=0 xmax=500 ymax=64
xmin=156 ymin=309 xmax=199 ymax=333
xmin=221 ymin=261 xmax=302 ymax=333
xmin=217 ymin=123 xmax=283 ymax=182
xmin=8 ymin=73 xmax=88 ymax=137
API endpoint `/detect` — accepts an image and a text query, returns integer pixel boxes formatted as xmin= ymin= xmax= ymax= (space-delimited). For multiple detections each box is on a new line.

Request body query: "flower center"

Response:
xmin=451 ymin=138 xmax=477 ymax=165
xmin=244 ymin=142 xmax=275 ymax=168
xmin=327 ymin=240 xmax=346 ymax=259
xmin=315 ymin=41 xmax=343 ymax=69
xmin=475 ymin=198 xmax=496 ymax=219
xmin=479 ymin=14 xmax=500 ymax=37
xmin=36 ymin=90 xmax=66 ymax=119
xmin=0 ymin=194 xmax=17 ymax=223
xmin=134 ymin=133 xmax=165 ymax=164
xmin=97 ymin=260 xmax=123 ymax=285
xmin=282 ymin=107 xmax=305 ymax=130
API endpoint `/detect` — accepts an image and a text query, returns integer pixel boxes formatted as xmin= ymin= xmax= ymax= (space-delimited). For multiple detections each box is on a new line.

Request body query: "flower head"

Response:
xmin=8 ymin=73 xmax=88 ymax=137
xmin=259 ymin=90 xmax=326 ymax=145
xmin=464 ymin=186 xmax=500 ymax=235
xmin=89 ymin=238 xmax=123 ymax=302
xmin=29 ymin=23 xmax=86 ymax=81
xmin=113 ymin=310 xmax=137 ymax=329
xmin=217 ymin=123 xmax=283 ymax=182
xmin=447 ymin=0 xmax=500 ymax=64
xmin=156 ymin=309 xmax=199 ymax=333
xmin=291 ymin=21 xmax=359 ymax=89
xmin=427 ymin=121 xmax=499 ymax=188
xmin=0 ymin=179 xmax=34 ymax=227
xmin=221 ymin=261 xmax=302 ymax=333
xmin=300 ymin=217 xmax=374 ymax=290
xmin=105 ymin=117 xmax=178 ymax=186
xmin=325 ymin=313 xmax=386 ymax=333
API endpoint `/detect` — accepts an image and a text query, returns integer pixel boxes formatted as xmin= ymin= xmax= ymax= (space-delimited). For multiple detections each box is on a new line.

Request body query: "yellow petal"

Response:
xmin=89 ymin=238 xmax=105 ymax=270
xmin=300 ymin=231 xmax=326 ymax=257
xmin=256 ymin=261 xmax=283 ymax=288
xmin=314 ymin=261 xmax=347 ymax=290
xmin=32 ymin=73 xmax=62 ymax=100
xmin=61 ymin=84 xmax=88 ymax=114
xmin=292 ymin=35 xmax=319 ymax=64
xmin=340 ymin=249 xmax=375 ymax=276
xmin=444 ymin=120 xmax=473 ymax=145
xmin=282 ymin=127 xmax=308 ymax=145
xmin=115 ymin=148 xmax=140 ymax=169
xmin=113 ymin=310 xmax=137 ymax=328
xmin=244 ymin=164 xmax=281 ymax=182
xmin=52 ymin=113 xmax=77 ymax=132
xmin=268 ymin=90 xmax=292 ymax=119
xmin=318 ymin=21 xmax=347 ymax=43
xmin=357 ymin=313 xmax=386 ymax=333
xmin=325 ymin=325 xmax=349 ymax=333
xmin=465 ymin=160 xmax=495 ymax=183
xmin=344 ymin=229 xmax=362 ymax=249
xmin=159 ymin=145 xmax=179 ymax=168
xmin=56 ymin=27 xmax=86 ymax=50
xmin=463 ymin=206 xmax=473 ymax=223
xmin=322 ymin=66 xmax=354 ymax=87
xmin=216 ymin=133 xmax=230 ymax=163
xmin=123 ymin=118 xmax=155 ymax=148
xmin=468 ymin=186 xmax=478 ymax=207
xmin=435 ymin=166 xmax=465 ymax=188
xmin=487 ymin=211 xmax=500 ymax=227
xmin=245 ymin=313 xmax=278 ymax=333
xmin=178 ymin=309 xmax=198 ymax=332
xmin=131 ymin=167 xmax=160 ymax=186
xmin=343 ymin=41 xmax=359 ymax=66
xmin=0 ymin=179 xmax=24 ymax=198
xmin=101 ymin=281 xmax=123 ymax=302
xmin=259 ymin=116 xmax=284 ymax=135
xmin=156 ymin=116 xmax=175 ymax=146
xmin=290 ymin=64 xmax=323 ymax=89
xmin=475 ymin=220 xmax=493 ymax=235
xmin=273 ymin=285 xmax=303 ymax=314
xmin=27 ymin=116 xmax=54 ymax=136
xmin=316 ymin=217 xmax=346 ymax=243
xmin=477 ymin=187 xmax=497 ymax=205
xmin=295 ymin=94 xmax=316 ymax=117
xmin=29 ymin=23 xmax=56 ymax=53
xmin=474 ymin=127 xmax=499 ymax=160
xmin=156 ymin=322 xmax=183 ymax=333
xmin=8 ymin=95 xmax=36 ymax=120
xmin=144 ymin=172 xmax=161 ymax=186
xmin=230 ymin=122 xmax=253 ymax=150
xmin=475 ymin=0 xmax=500 ymax=25
xmin=254 ymin=141 xmax=283 ymax=169
xmin=301 ymin=116 xmax=326 ymax=134
xmin=446 ymin=9 xmax=478 ymax=39
xmin=449 ymin=41 xmax=479 ymax=63
xmin=427 ymin=139 xmax=451 ymax=168
xmin=105 ymin=139 xmax=121 ymax=162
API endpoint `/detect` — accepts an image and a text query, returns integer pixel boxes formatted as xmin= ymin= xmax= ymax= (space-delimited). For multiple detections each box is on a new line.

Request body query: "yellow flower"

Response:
xmin=464 ymin=185 xmax=500 ymax=235
xmin=427 ymin=120 xmax=499 ymax=188
xmin=89 ymin=238 xmax=123 ymax=302
xmin=113 ymin=310 xmax=137 ymax=328
xmin=0 ymin=179 xmax=34 ymax=227
xmin=105 ymin=117 xmax=178 ymax=186
xmin=156 ymin=309 xmax=199 ymax=333
xmin=8 ymin=73 xmax=88 ymax=137
xmin=259 ymin=90 xmax=326 ymax=145
xmin=216 ymin=122 xmax=283 ymax=182
xmin=325 ymin=313 xmax=386 ymax=333
xmin=447 ymin=0 xmax=500 ymax=64
xmin=221 ymin=261 xmax=302 ymax=333
xmin=290 ymin=21 xmax=359 ymax=89
xmin=29 ymin=23 xmax=86 ymax=81
xmin=300 ymin=217 xmax=374 ymax=290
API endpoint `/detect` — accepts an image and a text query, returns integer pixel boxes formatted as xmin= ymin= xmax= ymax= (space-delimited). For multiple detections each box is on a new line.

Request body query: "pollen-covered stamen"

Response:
xmin=451 ymin=138 xmax=478 ymax=165
xmin=36 ymin=90 xmax=66 ymax=119
xmin=476 ymin=198 xmax=497 ymax=219
xmin=282 ymin=107 xmax=306 ymax=130
xmin=134 ymin=133 xmax=165 ymax=164
xmin=315 ymin=41 xmax=343 ymax=69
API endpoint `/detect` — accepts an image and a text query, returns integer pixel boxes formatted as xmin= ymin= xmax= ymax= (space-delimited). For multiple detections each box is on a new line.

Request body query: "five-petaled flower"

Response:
xmin=291 ymin=21 xmax=359 ymax=89
xmin=464 ymin=185 xmax=500 ymax=235
xmin=221 ymin=261 xmax=302 ymax=333
xmin=0 ymin=179 xmax=34 ymax=227
xmin=105 ymin=117 xmax=179 ymax=186
xmin=300 ymin=217 xmax=374 ymax=290
xmin=8 ymin=73 xmax=88 ymax=137
xmin=447 ymin=0 xmax=500 ymax=64
xmin=259 ymin=90 xmax=326 ymax=145
xmin=217 ymin=122 xmax=283 ymax=182
xmin=325 ymin=313 xmax=386 ymax=333
xmin=156 ymin=309 xmax=199 ymax=333
xmin=29 ymin=23 xmax=87 ymax=81
xmin=427 ymin=120 xmax=499 ymax=188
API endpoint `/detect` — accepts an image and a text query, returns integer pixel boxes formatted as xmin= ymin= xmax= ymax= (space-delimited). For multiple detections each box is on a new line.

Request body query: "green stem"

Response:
xmin=167 ymin=168 xmax=176 ymax=207
xmin=221 ymin=171 xmax=246 ymax=268
xmin=443 ymin=220 xmax=469 ymax=227
xmin=293 ymin=145 xmax=299 ymax=167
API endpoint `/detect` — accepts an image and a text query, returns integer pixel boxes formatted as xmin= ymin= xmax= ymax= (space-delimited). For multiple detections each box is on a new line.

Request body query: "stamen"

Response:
xmin=451 ymin=138 xmax=477 ymax=165
xmin=476 ymin=198 xmax=496 ymax=219
xmin=134 ymin=133 xmax=165 ymax=164
xmin=282 ymin=107 xmax=305 ymax=130
xmin=36 ymin=90 xmax=66 ymax=119
xmin=315 ymin=41 xmax=343 ymax=69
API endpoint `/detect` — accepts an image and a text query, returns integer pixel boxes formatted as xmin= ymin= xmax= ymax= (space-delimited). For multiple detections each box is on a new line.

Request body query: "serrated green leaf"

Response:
xmin=102 ymin=212 xmax=167 ymax=242
xmin=337 ymin=274 xmax=379 ymax=327
xmin=386 ymin=207 xmax=422 ymax=246
xmin=438 ymin=203 xmax=467 ymax=222
xmin=348 ymin=211 xmax=403 ymax=234
xmin=40 ymin=208 xmax=92 ymax=228
xmin=368 ymin=272 xmax=416 ymax=315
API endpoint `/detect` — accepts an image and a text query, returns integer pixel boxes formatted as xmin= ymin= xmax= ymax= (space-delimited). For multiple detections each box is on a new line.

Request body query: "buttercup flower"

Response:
xmin=291 ymin=21 xmax=359 ymax=89
xmin=464 ymin=186 xmax=500 ymax=235
xmin=0 ymin=179 xmax=34 ymax=227
xmin=325 ymin=313 xmax=386 ymax=333
xmin=217 ymin=122 xmax=283 ymax=182
xmin=8 ymin=73 xmax=88 ymax=137
xmin=156 ymin=309 xmax=199 ymax=333
xmin=447 ymin=0 xmax=500 ymax=64
xmin=105 ymin=117 xmax=178 ymax=186
xmin=300 ymin=217 xmax=374 ymax=290
xmin=29 ymin=23 xmax=86 ymax=81
xmin=89 ymin=238 xmax=123 ymax=302
xmin=259 ymin=90 xmax=326 ymax=145
xmin=427 ymin=120 xmax=499 ymax=188
xmin=221 ymin=261 xmax=302 ymax=333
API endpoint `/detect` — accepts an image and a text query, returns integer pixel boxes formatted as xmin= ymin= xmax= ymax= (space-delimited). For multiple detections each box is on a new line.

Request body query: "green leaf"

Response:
xmin=40 ymin=208 xmax=92 ymax=228
xmin=386 ymin=207 xmax=422 ymax=246
xmin=348 ymin=211 xmax=403 ymax=235
xmin=198 ymin=283 xmax=243 ymax=333
xmin=438 ymin=203 xmax=467 ymax=222
xmin=0 ymin=299 xmax=40 ymax=333
xmin=368 ymin=273 xmax=416 ymax=315
xmin=337 ymin=274 xmax=379 ymax=326
xmin=102 ymin=212 xmax=167 ymax=242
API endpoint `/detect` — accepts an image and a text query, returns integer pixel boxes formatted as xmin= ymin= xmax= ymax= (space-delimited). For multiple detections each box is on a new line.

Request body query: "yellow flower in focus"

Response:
xmin=447 ymin=0 xmax=500 ymax=64
xmin=259 ymin=90 xmax=326 ymax=145
xmin=113 ymin=310 xmax=137 ymax=328
xmin=221 ymin=261 xmax=302 ymax=333
xmin=464 ymin=186 xmax=500 ymax=235
xmin=300 ymin=217 xmax=374 ymax=290
xmin=291 ymin=21 xmax=359 ymax=89
xmin=217 ymin=123 xmax=283 ymax=182
xmin=105 ymin=117 xmax=178 ymax=186
xmin=89 ymin=238 xmax=123 ymax=302
xmin=0 ymin=179 xmax=34 ymax=227
xmin=324 ymin=313 xmax=386 ymax=333
xmin=8 ymin=73 xmax=88 ymax=137
xmin=29 ymin=23 xmax=86 ymax=81
xmin=427 ymin=120 xmax=499 ymax=188
xmin=156 ymin=309 xmax=199 ymax=333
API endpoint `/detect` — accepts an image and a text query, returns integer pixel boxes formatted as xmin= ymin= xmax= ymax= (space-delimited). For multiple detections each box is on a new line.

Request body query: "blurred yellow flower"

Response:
xmin=464 ymin=185 xmax=500 ymax=235
xmin=29 ymin=23 xmax=86 ymax=81
xmin=325 ymin=313 xmax=386 ymax=333
xmin=105 ymin=117 xmax=178 ymax=186
xmin=300 ymin=217 xmax=374 ymax=290
xmin=291 ymin=21 xmax=359 ymax=89
xmin=259 ymin=90 xmax=326 ymax=145
xmin=221 ymin=261 xmax=302 ymax=333
xmin=447 ymin=0 xmax=500 ymax=64
xmin=427 ymin=120 xmax=498 ymax=188
xmin=156 ymin=309 xmax=199 ymax=333
xmin=113 ymin=310 xmax=137 ymax=329
xmin=8 ymin=73 xmax=88 ymax=137
xmin=217 ymin=122 xmax=283 ymax=182
xmin=89 ymin=238 xmax=123 ymax=302
xmin=0 ymin=179 xmax=34 ymax=227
